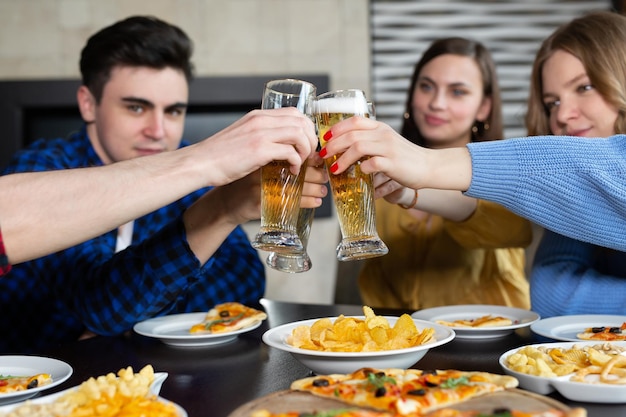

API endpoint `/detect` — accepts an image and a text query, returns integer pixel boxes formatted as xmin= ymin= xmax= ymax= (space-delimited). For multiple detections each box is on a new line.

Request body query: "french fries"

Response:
xmin=0 ymin=365 xmax=179 ymax=417
xmin=288 ymin=306 xmax=435 ymax=352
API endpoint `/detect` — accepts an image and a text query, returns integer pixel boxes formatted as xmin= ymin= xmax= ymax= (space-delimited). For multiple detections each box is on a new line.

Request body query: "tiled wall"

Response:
xmin=0 ymin=0 xmax=371 ymax=304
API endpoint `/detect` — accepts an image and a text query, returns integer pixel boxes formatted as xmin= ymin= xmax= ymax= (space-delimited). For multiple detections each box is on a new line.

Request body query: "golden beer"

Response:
xmin=259 ymin=160 xmax=307 ymax=234
xmin=318 ymin=112 xmax=377 ymax=239
xmin=314 ymin=90 xmax=388 ymax=261
xmin=254 ymin=159 xmax=307 ymax=253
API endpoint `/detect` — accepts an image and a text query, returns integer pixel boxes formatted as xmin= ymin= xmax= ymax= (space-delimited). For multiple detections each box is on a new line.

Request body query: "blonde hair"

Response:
xmin=525 ymin=11 xmax=626 ymax=136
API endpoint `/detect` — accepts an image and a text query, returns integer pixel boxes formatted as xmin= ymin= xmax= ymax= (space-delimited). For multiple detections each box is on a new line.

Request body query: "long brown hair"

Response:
xmin=400 ymin=37 xmax=503 ymax=146
xmin=525 ymin=11 xmax=626 ymax=136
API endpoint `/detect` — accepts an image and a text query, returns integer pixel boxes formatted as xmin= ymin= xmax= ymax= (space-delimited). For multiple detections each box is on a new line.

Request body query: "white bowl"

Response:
xmin=499 ymin=346 xmax=557 ymax=394
xmin=262 ymin=316 xmax=455 ymax=375
xmin=499 ymin=341 xmax=626 ymax=402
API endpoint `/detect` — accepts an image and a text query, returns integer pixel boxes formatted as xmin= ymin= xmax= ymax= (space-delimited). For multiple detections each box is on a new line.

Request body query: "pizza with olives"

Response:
xmin=0 ymin=373 xmax=52 ymax=393
xmin=577 ymin=322 xmax=626 ymax=341
xmin=189 ymin=302 xmax=267 ymax=334
xmin=251 ymin=409 xmax=584 ymax=417
xmin=289 ymin=367 xmax=518 ymax=415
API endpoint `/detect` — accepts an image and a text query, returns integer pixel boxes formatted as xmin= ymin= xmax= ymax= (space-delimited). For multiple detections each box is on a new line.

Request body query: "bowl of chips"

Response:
xmin=262 ymin=307 xmax=455 ymax=375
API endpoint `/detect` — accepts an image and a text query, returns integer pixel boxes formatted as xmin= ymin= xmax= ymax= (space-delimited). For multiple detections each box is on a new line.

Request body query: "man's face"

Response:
xmin=85 ymin=66 xmax=189 ymax=164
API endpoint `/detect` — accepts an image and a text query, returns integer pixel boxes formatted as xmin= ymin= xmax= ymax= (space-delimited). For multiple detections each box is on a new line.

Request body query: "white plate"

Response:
xmin=262 ymin=316 xmax=455 ymax=375
xmin=411 ymin=305 xmax=540 ymax=339
xmin=0 ymin=372 xmax=187 ymax=415
xmin=0 ymin=356 xmax=72 ymax=405
xmin=133 ymin=312 xmax=264 ymax=347
xmin=499 ymin=341 xmax=626 ymax=403
xmin=531 ymin=314 xmax=626 ymax=342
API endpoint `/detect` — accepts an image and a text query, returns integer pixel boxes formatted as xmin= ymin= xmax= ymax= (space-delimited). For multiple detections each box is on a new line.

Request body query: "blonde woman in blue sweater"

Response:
xmin=320 ymin=11 xmax=626 ymax=316
xmin=523 ymin=11 xmax=626 ymax=317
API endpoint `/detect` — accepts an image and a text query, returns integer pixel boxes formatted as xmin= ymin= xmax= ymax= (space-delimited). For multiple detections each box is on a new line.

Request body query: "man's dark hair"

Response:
xmin=80 ymin=15 xmax=194 ymax=102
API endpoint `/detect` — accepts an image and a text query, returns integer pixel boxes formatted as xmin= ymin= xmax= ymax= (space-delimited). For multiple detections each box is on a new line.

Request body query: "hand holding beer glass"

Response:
xmin=313 ymin=89 xmax=388 ymax=261
xmin=252 ymin=79 xmax=317 ymax=254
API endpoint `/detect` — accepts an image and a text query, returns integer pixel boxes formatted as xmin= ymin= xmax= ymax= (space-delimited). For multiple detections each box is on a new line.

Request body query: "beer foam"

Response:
xmin=314 ymin=96 xmax=369 ymax=115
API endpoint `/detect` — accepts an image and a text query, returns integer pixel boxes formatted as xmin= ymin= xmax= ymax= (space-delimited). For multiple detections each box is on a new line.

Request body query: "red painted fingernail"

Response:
xmin=330 ymin=162 xmax=339 ymax=173
xmin=323 ymin=130 xmax=333 ymax=141
xmin=319 ymin=148 xmax=327 ymax=158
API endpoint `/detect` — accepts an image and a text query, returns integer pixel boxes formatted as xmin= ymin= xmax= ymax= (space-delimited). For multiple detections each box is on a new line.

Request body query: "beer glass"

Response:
xmin=252 ymin=79 xmax=317 ymax=253
xmin=367 ymin=101 xmax=376 ymax=120
xmin=266 ymin=207 xmax=314 ymax=273
xmin=313 ymin=89 xmax=388 ymax=261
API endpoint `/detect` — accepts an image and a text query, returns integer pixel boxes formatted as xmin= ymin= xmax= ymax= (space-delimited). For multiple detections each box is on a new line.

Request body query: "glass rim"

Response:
xmin=264 ymin=78 xmax=317 ymax=96
xmin=315 ymin=88 xmax=366 ymax=101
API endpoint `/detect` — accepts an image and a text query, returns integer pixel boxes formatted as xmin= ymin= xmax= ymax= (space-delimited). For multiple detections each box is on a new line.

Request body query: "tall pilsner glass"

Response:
xmin=314 ymin=89 xmax=388 ymax=261
xmin=252 ymin=79 xmax=317 ymax=253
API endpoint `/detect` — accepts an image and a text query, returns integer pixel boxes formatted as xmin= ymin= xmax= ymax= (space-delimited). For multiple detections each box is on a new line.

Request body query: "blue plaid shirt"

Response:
xmin=0 ymin=127 xmax=264 ymax=353
xmin=0 ymin=228 xmax=9 ymax=276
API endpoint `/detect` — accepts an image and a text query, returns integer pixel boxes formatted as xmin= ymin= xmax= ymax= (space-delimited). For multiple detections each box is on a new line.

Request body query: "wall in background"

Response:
xmin=0 ymin=0 xmax=370 ymax=89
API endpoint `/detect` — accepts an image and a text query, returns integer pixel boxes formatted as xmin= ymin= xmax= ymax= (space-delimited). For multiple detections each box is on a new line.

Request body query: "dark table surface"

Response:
xmin=38 ymin=299 xmax=623 ymax=417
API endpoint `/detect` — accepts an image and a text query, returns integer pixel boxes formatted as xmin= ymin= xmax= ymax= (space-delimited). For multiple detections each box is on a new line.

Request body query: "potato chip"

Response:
xmin=369 ymin=326 xmax=389 ymax=347
xmin=333 ymin=318 xmax=362 ymax=342
xmin=310 ymin=317 xmax=333 ymax=340
xmin=414 ymin=327 xmax=435 ymax=345
xmin=588 ymin=347 xmax=615 ymax=366
xmin=289 ymin=325 xmax=312 ymax=348
xmin=366 ymin=315 xmax=390 ymax=331
xmin=363 ymin=306 xmax=376 ymax=320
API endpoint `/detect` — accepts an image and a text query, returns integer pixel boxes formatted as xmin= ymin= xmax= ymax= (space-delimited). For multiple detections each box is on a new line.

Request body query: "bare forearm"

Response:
xmin=182 ymin=189 xmax=242 ymax=265
xmin=414 ymin=189 xmax=477 ymax=221
xmin=424 ymin=147 xmax=473 ymax=192
xmin=0 ymin=150 xmax=203 ymax=264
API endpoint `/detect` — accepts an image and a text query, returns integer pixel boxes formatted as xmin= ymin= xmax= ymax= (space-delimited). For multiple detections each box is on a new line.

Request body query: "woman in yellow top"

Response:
xmin=359 ymin=37 xmax=532 ymax=309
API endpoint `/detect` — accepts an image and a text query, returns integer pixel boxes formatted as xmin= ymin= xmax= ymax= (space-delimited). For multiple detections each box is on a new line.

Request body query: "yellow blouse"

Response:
xmin=358 ymin=199 xmax=532 ymax=309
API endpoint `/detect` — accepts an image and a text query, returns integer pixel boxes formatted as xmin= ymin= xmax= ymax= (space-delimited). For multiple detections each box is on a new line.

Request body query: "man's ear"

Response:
xmin=77 ymin=86 xmax=96 ymax=123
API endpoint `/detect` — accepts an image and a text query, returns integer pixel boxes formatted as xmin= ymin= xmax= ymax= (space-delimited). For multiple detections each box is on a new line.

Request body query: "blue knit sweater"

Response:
xmin=466 ymin=135 xmax=626 ymax=316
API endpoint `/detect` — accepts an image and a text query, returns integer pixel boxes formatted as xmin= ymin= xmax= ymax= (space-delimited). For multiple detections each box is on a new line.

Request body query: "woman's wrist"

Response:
xmin=398 ymin=189 xmax=419 ymax=209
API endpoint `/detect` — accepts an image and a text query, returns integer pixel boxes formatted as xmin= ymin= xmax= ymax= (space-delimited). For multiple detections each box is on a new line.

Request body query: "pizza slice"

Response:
xmin=251 ymin=409 xmax=394 ymax=417
xmin=422 ymin=407 xmax=586 ymax=417
xmin=435 ymin=315 xmax=513 ymax=328
xmin=576 ymin=322 xmax=626 ymax=341
xmin=0 ymin=373 xmax=52 ymax=393
xmin=290 ymin=368 xmax=518 ymax=416
xmin=250 ymin=406 xmax=585 ymax=417
xmin=189 ymin=302 xmax=267 ymax=334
